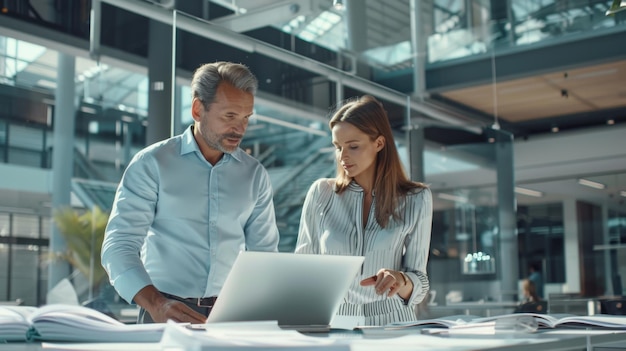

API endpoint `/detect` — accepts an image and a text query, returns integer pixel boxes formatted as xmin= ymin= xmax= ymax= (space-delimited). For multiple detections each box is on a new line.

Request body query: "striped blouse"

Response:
xmin=295 ymin=178 xmax=433 ymax=326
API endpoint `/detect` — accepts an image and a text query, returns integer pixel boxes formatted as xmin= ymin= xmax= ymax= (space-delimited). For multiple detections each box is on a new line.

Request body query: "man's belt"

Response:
xmin=162 ymin=292 xmax=218 ymax=307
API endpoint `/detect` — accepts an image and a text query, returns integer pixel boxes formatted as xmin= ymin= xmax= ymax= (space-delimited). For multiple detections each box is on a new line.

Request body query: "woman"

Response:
xmin=521 ymin=279 xmax=541 ymax=304
xmin=513 ymin=279 xmax=544 ymax=313
xmin=295 ymin=95 xmax=433 ymax=326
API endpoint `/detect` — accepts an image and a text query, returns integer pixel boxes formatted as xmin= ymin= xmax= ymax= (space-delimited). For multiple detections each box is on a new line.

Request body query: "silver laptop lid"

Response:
xmin=206 ymin=251 xmax=364 ymax=328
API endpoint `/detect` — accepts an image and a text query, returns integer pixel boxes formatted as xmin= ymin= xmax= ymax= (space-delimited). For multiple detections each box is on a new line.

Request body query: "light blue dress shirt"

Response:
xmin=101 ymin=126 xmax=279 ymax=304
xmin=295 ymin=179 xmax=432 ymax=325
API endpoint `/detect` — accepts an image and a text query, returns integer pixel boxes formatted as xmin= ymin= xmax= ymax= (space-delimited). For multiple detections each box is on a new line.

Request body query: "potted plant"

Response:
xmin=51 ymin=206 xmax=109 ymax=300
xmin=607 ymin=0 xmax=626 ymax=15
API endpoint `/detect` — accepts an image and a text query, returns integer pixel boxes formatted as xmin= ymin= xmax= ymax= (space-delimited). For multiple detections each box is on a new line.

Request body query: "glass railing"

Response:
xmin=428 ymin=0 xmax=625 ymax=64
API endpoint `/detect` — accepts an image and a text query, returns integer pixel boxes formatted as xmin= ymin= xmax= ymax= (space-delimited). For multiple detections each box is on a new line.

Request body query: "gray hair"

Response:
xmin=191 ymin=61 xmax=258 ymax=110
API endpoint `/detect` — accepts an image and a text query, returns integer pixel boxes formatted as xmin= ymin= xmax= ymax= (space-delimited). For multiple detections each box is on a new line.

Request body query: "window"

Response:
xmin=517 ymin=203 xmax=565 ymax=284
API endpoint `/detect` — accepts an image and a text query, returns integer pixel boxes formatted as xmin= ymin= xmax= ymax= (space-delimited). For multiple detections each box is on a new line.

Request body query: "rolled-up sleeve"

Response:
xmin=244 ymin=168 xmax=279 ymax=252
xmin=101 ymin=152 xmax=157 ymax=303
xmin=402 ymin=187 xmax=433 ymax=307
xmin=295 ymin=180 xmax=326 ymax=255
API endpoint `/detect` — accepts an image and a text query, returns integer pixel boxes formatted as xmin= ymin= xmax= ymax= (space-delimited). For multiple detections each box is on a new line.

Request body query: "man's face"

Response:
xmin=192 ymin=82 xmax=254 ymax=158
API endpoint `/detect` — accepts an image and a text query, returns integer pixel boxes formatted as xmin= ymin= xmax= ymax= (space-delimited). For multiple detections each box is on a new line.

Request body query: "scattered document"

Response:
xmin=474 ymin=313 xmax=626 ymax=329
xmin=42 ymin=342 xmax=161 ymax=351
xmin=358 ymin=312 xmax=626 ymax=337
xmin=161 ymin=320 xmax=351 ymax=350
xmin=0 ymin=304 xmax=166 ymax=342
xmin=0 ymin=305 xmax=38 ymax=341
xmin=368 ymin=314 xmax=480 ymax=329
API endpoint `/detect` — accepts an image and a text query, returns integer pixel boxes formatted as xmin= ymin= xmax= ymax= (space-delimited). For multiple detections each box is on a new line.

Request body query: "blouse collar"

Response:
xmin=346 ymin=180 xmax=376 ymax=196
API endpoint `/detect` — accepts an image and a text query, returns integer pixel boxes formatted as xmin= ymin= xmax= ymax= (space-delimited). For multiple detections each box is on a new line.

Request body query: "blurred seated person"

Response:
xmin=528 ymin=262 xmax=544 ymax=299
xmin=521 ymin=279 xmax=541 ymax=304
xmin=514 ymin=279 xmax=545 ymax=313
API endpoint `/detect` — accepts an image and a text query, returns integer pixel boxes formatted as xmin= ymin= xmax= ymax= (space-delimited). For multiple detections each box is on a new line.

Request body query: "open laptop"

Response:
xmin=205 ymin=251 xmax=364 ymax=332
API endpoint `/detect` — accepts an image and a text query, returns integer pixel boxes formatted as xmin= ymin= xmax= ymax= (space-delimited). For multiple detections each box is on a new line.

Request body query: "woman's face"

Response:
xmin=331 ymin=121 xmax=384 ymax=184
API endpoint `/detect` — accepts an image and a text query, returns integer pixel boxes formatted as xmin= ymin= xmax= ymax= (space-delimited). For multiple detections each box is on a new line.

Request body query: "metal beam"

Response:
xmin=99 ymin=0 xmax=477 ymax=131
xmin=211 ymin=0 xmax=312 ymax=33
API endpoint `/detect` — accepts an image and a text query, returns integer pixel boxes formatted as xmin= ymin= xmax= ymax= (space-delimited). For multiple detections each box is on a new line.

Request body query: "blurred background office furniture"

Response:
xmin=514 ymin=301 xmax=548 ymax=314
xmin=547 ymin=293 xmax=590 ymax=315
xmin=600 ymin=298 xmax=626 ymax=315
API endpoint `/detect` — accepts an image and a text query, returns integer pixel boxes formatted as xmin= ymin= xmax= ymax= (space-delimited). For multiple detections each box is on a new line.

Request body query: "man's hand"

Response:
xmin=147 ymin=299 xmax=207 ymax=323
xmin=133 ymin=285 xmax=207 ymax=323
xmin=360 ymin=268 xmax=413 ymax=300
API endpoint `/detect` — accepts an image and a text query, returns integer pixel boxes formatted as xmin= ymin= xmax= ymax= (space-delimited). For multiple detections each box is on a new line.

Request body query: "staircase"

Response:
xmin=269 ymin=141 xmax=335 ymax=252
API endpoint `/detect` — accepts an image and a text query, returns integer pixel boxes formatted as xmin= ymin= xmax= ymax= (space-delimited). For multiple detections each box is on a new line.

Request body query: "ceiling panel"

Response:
xmin=439 ymin=59 xmax=626 ymax=124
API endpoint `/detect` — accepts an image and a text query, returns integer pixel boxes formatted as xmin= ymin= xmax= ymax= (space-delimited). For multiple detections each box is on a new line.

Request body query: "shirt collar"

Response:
xmin=347 ymin=181 xmax=363 ymax=192
xmin=347 ymin=180 xmax=376 ymax=196
xmin=180 ymin=125 xmax=243 ymax=163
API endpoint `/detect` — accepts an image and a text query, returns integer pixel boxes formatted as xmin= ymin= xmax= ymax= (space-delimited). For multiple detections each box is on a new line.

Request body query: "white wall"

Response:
xmin=0 ymin=163 xmax=51 ymax=194
xmin=514 ymin=124 xmax=626 ymax=182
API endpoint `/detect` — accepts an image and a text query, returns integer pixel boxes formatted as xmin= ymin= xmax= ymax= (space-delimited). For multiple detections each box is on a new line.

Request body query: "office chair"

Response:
xmin=600 ymin=299 xmax=626 ymax=315
xmin=514 ymin=301 xmax=548 ymax=314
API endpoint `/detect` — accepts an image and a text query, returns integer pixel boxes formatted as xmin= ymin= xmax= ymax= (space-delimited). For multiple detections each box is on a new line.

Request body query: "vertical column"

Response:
xmin=146 ymin=19 xmax=173 ymax=144
xmin=602 ymin=205 xmax=610 ymax=296
xmin=122 ymin=122 xmax=132 ymax=167
xmin=408 ymin=1 xmax=430 ymax=180
xmin=344 ymin=0 xmax=367 ymax=53
xmin=507 ymin=0 xmax=516 ymax=45
xmin=172 ymin=85 xmax=184 ymax=135
xmin=0 ymin=36 xmax=6 ymax=77
xmin=48 ymin=53 xmax=76 ymax=292
xmin=410 ymin=0 xmax=431 ymax=98
xmin=495 ymin=129 xmax=518 ymax=298
xmin=409 ymin=127 xmax=425 ymax=182
xmin=89 ymin=0 xmax=101 ymax=59
xmin=489 ymin=0 xmax=511 ymax=44
xmin=563 ymin=198 xmax=581 ymax=293
xmin=465 ymin=0 xmax=473 ymax=29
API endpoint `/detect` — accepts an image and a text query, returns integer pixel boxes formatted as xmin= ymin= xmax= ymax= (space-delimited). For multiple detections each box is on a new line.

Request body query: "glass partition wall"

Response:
xmin=424 ymin=125 xmax=517 ymax=315
xmin=0 ymin=0 xmax=624 ymax=321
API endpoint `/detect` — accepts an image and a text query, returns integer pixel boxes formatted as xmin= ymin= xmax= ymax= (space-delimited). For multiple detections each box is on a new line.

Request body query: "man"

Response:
xmin=101 ymin=62 xmax=280 ymax=324
xmin=528 ymin=262 xmax=544 ymax=300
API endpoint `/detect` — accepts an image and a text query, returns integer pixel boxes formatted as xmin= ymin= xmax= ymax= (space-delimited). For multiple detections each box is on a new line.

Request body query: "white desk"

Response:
xmin=4 ymin=328 xmax=625 ymax=351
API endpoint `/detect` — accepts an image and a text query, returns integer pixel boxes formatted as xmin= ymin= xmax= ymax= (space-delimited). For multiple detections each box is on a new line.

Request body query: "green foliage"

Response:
xmin=51 ymin=206 xmax=109 ymax=288
xmin=607 ymin=0 xmax=626 ymax=15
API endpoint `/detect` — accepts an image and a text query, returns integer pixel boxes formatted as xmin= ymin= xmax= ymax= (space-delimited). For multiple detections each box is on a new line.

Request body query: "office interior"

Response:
xmin=0 ymin=0 xmax=625 ymax=321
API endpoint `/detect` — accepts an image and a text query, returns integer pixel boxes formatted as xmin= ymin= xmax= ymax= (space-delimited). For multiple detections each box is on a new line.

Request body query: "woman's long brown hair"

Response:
xmin=330 ymin=95 xmax=426 ymax=228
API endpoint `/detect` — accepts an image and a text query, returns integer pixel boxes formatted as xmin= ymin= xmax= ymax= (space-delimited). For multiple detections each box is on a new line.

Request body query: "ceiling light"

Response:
xmin=577 ymin=178 xmax=606 ymax=189
xmin=438 ymin=193 xmax=469 ymax=203
xmin=514 ymin=187 xmax=544 ymax=197
xmin=80 ymin=106 xmax=97 ymax=114
xmin=253 ymin=114 xmax=328 ymax=136
xmin=571 ymin=68 xmax=617 ymax=80
xmin=36 ymin=79 xmax=57 ymax=89
xmin=120 ymin=115 xmax=134 ymax=123
xmin=333 ymin=0 xmax=344 ymax=10
xmin=245 ymin=124 xmax=266 ymax=132
xmin=620 ymin=191 xmax=626 ymax=198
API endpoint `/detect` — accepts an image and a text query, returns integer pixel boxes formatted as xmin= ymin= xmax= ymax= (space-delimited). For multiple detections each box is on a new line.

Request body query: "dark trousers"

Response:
xmin=137 ymin=293 xmax=214 ymax=324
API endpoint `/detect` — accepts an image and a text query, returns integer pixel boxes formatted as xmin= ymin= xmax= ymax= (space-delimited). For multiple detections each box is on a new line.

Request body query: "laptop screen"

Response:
xmin=206 ymin=251 xmax=364 ymax=329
